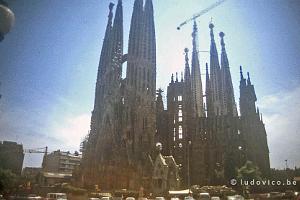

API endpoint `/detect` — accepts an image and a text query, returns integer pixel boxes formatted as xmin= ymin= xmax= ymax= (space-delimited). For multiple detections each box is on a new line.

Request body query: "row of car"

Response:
xmin=88 ymin=194 xmax=243 ymax=200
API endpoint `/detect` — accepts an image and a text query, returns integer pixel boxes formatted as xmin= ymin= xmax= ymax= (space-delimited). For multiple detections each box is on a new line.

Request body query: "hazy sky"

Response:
xmin=0 ymin=0 xmax=299 ymax=169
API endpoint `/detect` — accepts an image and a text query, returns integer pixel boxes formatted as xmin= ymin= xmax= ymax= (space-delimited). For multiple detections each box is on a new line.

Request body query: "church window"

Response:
xmin=238 ymin=130 xmax=241 ymax=135
xmin=178 ymin=95 xmax=182 ymax=101
xmin=179 ymin=143 xmax=182 ymax=148
xmin=178 ymin=116 xmax=182 ymax=122
xmin=179 ymin=126 xmax=183 ymax=139
xmin=122 ymin=97 xmax=125 ymax=105
xmin=173 ymin=128 xmax=176 ymax=141
xmin=178 ymin=104 xmax=182 ymax=109
xmin=178 ymin=110 xmax=182 ymax=117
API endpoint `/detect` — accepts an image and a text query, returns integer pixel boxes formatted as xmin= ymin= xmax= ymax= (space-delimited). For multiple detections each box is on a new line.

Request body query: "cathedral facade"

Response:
xmin=81 ymin=0 xmax=270 ymax=191
xmin=157 ymin=22 xmax=270 ymax=186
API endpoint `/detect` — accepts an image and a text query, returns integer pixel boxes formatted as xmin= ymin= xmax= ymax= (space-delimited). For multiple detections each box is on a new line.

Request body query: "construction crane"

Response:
xmin=177 ymin=0 xmax=227 ymax=30
xmin=24 ymin=146 xmax=48 ymax=155
xmin=24 ymin=146 xmax=48 ymax=168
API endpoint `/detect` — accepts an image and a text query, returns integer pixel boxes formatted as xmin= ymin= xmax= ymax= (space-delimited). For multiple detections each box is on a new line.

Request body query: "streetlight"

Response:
xmin=0 ymin=0 xmax=15 ymax=41
xmin=238 ymin=146 xmax=243 ymax=166
xmin=187 ymin=140 xmax=191 ymax=194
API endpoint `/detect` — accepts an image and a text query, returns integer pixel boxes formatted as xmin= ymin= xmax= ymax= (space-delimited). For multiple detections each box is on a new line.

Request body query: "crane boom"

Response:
xmin=24 ymin=146 xmax=48 ymax=154
xmin=177 ymin=0 xmax=226 ymax=30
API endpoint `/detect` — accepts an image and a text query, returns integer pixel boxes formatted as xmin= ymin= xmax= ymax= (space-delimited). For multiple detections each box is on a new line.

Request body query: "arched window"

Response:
xmin=178 ymin=95 xmax=182 ymax=101
xmin=179 ymin=125 xmax=183 ymax=139
xmin=178 ymin=109 xmax=182 ymax=117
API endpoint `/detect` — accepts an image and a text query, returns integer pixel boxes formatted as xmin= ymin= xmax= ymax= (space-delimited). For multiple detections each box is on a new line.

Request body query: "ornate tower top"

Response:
xmin=209 ymin=23 xmax=215 ymax=40
xmin=184 ymin=48 xmax=191 ymax=83
xmin=219 ymin=31 xmax=237 ymax=116
xmin=247 ymin=72 xmax=252 ymax=85
xmin=240 ymin=65 xmax=244 ymax=80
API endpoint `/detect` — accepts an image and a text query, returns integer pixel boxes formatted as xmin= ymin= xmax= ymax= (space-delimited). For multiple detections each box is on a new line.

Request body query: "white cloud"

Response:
xmin=51 ymin=113 xmax=90 ymax=152
xmin=258 ymin=86 xmax=300 ymax=169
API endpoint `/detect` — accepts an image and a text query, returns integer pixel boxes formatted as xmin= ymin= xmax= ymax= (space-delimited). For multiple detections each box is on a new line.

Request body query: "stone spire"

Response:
xmin=239 ymin=67 xmax=257 ymax=117
xmin=125 ymin=0 xmax=157 ymax=170
xmin=94 ymin=3 xmax=114 ymax=110
xmin=205 ymin=63 xmax=212 ymax=117
xmin=83 ymin=3 xmax=116 ymax=187
xmin=127 ymin=0 xmax=143 ymax=58
xmin=183 ymin=48 xmax=192 ymax=99
xmin=126 ymin=0 xmax=143 ymax=90
xmin=144 ymin=0 xmax=156 ymax=63
xmin=209 ymin=23 xmax=221 ymax=115
xmin=219 ymin=32 xmax=237 ymax=116
xmin=110 ymin=0 xmax=123 ymax=84
xmin=184 ymin=48 xmax=191 ymax=84
xmin=144 ymin=0 xmax=156 ymax=96
xmin=247 ymin=72 xmax=252 ymax=85
xmin=191 ymin=21 xmax=205 ymax=117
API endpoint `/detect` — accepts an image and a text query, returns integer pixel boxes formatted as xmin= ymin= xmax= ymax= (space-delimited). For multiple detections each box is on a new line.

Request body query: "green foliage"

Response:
xmin=236 ymin=161 xmax=262 ymax=197
xmin=237 ymin=161 xmax=262 ymax=181
xmin=0 ymin=168 xmax=19 ymax=193
xmin=61 ymin=183 xmax=87 ymax=195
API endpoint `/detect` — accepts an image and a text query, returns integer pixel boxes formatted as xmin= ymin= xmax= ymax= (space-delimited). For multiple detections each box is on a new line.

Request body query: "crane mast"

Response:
xmin=177 ymin=0 xmax=227 ymax=30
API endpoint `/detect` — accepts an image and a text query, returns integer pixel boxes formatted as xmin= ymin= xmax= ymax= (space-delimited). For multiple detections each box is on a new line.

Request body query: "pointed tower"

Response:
xmin=239 ymin=66 xmax=270 ymax=176
xmin=144 ymin=0 xmax=156 ymax=95
xmin=205 ymin=63 xmax=213 ymax=117
xmin=93 ymin=3 xmax=114 ymax=112
xmin=184 ymin=48 xmax=193 ymax=112
xmin=191 ymin=21 xmax=205 ymax=117
xmin=82 ymin=2 xmax=124 ymax=188
xmin=124 ymin=0 xmax=157 ymax=188
xmin=208 ymin=23 xmax=222 ymax=115
xmin=84 ymin=2 xmax=115 ymax=171
xmin=126 ymin=0 xmax=144 ymax=89
xmin=184 ymin=48 xmax=191 ymax=85
xmin=219 ymin=32 xmax=238 ymax=116
xmin=239 ymin=67 xmax=257 ymax=117
xmin=109 ymin=0 xmax=123 ymax=84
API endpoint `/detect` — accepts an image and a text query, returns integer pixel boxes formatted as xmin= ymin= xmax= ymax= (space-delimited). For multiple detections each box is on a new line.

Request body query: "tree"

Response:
xmin=0 ymin=168 xmax=19 ymax=193
xmin=237 ymin=161 xmax=262 ymax=181
xmin=236 ymin=161 xmax=262 ymax=196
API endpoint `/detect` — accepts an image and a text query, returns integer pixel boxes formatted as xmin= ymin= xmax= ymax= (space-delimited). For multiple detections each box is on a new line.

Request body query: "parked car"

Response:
xmin=46 ymin=193 xmax=67 ymax=200
xmin=138 ymin=198 xmax=148 ymax=200
xmin=101 ymin=197 xmax=112 ymax=200
xmin=211 ymin=197 xmax=220 ymax=200
xmin=125 ymin=197 xmax=135 ymax=200
xmin=199 ymin=193 xmax=210 ymax=200
xmin=233 ymin=195 xmax=244 ymax=200
xmin=155 ymin=197 xmax=165 ymax=200
xmin=184 ymin=196 xmax=195 ymax=200
xmin=269 ymin=192 xmax=284 ymax=200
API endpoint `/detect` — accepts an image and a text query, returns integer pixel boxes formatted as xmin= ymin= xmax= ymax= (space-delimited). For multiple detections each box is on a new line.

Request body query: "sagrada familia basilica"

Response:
xmin=80 ymin=0 xmax=270 ymax=192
